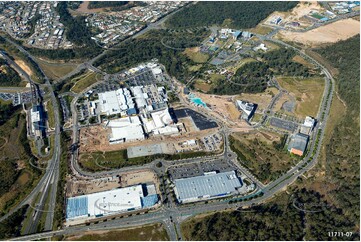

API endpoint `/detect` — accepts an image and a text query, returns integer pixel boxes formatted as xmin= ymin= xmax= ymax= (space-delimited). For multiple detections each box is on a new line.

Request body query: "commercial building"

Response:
xmin=288 ymin=133 xmax=309 ymax=156
xmin=142 ymin=108 xmax=180 ymax=136
xmin=66 ymin=184 xmax=158 ymax=221
xmin=241 ymin=31 xmax=253 ymax=38
xmin=236 ymin=100 xmax=256 ymax=120
xmin=253 ymin=43 xmax=268 ymax=52
xmin=131 ymin=85 xmax=168 ymax=115
xmin=174 ymin=171 xmax=242 ymax=203
xmin=127 ymin=143 xmax=169 ymax=158
xmin=106 ymin=116 xmax=144 ymax=144
xmin=300 ymin=116 xmax=316 ymax=135
xmin=98 ymin=88 xmax=136 ymax=116
xmin=233 ymin=30 xmax=241 ymax=40
xmin=303 ymin=116 xmax=315 ymax=128
xmin=30 ymin=104 xmax=46 ymax=137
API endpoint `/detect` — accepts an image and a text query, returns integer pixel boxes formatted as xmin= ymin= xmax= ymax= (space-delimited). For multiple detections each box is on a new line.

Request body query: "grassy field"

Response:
xmin=230 ymin=131 xmax=297 ymax=184
xmin=292 ymin=55 xmax=316 ymax=69
xmin=226 ymin=58 xmax=256 ymax=73
xmin=79 ymin=149 xmax=220 ymax=172
xmin=319 ymin=93 xmax=346 ymax=163
xmin=251 ymin=113 xmax=263 ymax=123
xmin=0 ymin=113 xmax=42 ymax=215
xmin=71 ymin=71 xmax=97 ymax=93
xmin=46 ymin=100 xmax=54 ymax=129
xmin=79 ymin=149 xmax=161 ymax=172
xmin=209 ymin=73 xmax=226 ymax=83
xmin=183 ymin=48 xmax=209 ymax=63
xmin=247 ymin=25 xmax=273 ymax=35
xmin=36 ymin=58 xmax=78 ymax=81
xmin=65 ymin=223 xmax=169 ymax=241
xmin=188 ymin=64 xmax=203 ymax=72
xmin=263 ymin=40 xmax=281 ymax=50
xmin=194 ymin=79 xmax=212 ymax=93
xmin=277 ymin=76 xmax=325 ymax=118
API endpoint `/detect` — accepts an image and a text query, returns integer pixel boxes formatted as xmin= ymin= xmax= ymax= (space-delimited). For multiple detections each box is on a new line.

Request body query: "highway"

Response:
xmin=0 ymin=37 xmax=62 ymax=235
xmin=0 ymin=3 xmax=190 ymax=235
xmin=1 ymin=7 xmax=338 ymax=241
xmin=59 ymin=33 xmax=334 ymax=239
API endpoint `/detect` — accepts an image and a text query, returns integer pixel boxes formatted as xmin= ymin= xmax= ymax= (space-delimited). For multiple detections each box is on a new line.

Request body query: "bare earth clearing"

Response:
xmin=278 ymin=18 xmax=360 ymax=46
xmin=78 ymin=124 xmax=218 ymax=153
xmin=14 ymin=59 xmax=32 ymax=76
xmin=76 ymin=1 xmax=111 ymax=13
xmin=263 ymin=2 xmax=325 ymax=29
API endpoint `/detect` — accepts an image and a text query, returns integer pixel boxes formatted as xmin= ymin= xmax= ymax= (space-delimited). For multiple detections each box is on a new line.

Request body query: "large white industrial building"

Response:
xmin=300 ymin=116 xmax=316 ymax=135
xmin=106 ymin=116 xmax=145 ymax=144
xmin=174 ymin=171 xmax=243 ymax=203
xmin=236 ymin=100 xmax=256 ymax=121
xmin=142 ymin=108 xmax=180 ymax=136
xmin=66 ymin=184 xmax=159 ymax=221
xmin=99 ymin=88 xmax=136 ymax=116
xmin=131 ymin=85 xmax=168 ymax=114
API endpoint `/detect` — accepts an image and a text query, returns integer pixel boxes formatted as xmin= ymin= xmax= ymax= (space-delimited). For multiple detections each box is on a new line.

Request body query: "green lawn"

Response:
xmin=184 ymin=48 xmax=209 ymax=63
xmin=277 ymin=76 xmax=325 ymax=118
xmin=79 ymin=148 xmax=219 ymax=172
xmin=71 ymin=72 xmax=98 ymax=93
xmin=37 ymin=59 xmax=78 ymax=81
xmin=230 ymin=132 xmax=297 ymax=184
xmin=65 ymin=223 xmax=169 ymax=241
xmin=0 ymin=113 xmax=42 ymax=216
xmin=46 ymin=101 xmax=54 ymax=129
xmin=209 ymin=73 xmax=226 ymax=83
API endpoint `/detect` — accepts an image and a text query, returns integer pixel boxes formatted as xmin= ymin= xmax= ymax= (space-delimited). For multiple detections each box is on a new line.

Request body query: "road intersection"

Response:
xmin=1 ymin=9 xmax=337 ymax=241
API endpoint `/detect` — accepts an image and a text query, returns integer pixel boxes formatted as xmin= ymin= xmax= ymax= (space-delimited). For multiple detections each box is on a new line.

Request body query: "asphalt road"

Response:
xmin=0 ymin=37 xmax=62 ymax=235
xmin=10 ymin=41 xmax=335 ymax=241
xmin=1 ymin=7 xmax=339 ymax=241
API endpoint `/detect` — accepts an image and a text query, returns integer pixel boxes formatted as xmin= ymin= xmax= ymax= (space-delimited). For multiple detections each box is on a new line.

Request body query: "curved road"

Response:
xmin=1 ymin=9 xmax=338 ymax=241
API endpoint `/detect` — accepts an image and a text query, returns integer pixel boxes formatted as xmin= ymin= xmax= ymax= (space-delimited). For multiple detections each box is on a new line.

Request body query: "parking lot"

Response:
xmin=199 ymin=159 xmax=234 ymax=173
xmin=92 ymin=82 xmax=123 ymax=94
xmin=200 ymin=133 xmax=223 ymax=152
xmin=59 ymin=96 xmax=71 ymax=121
xmin=0 ymin=92 xmax=13 ymax=101
xmin=0 ymin=91 xmax=33 ymax=106
xmin=168 ymin=163 xmax=202 ymax=180
xmin=269 ymin=117 xmax=298 ymax=132
xmin=125 ymin=68 xmax=158 ymax=87
xmin=173 ymin=108 xmax=218 ymax=131
xmin=168 ymin=159 xmax=235 ymax=180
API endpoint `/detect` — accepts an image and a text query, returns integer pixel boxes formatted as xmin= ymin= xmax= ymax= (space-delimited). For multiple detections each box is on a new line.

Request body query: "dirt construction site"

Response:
xmin=178 ymin=88 xmax=252 ymax=130
xmin=277 ymin=18 xmax=360 ymax=47
xmin=66 ymin=169 xmax=160 ymax=197
xmin=263 ymin=2 xmax=327 ymax=29
xmin=78 ymin=122 xmax=219 ymax=153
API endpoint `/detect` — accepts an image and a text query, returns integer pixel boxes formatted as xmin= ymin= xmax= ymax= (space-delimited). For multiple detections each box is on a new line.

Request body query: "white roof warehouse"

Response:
xmin=66 ymin=184 xmax=159 ymax=222
xmin=174 ymin=171 xmax=243 ymax=203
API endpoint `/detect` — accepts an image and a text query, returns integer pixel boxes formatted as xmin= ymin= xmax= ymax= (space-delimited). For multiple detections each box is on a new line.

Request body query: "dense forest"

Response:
xmin=0 ymin=59 xmax=22 ymax=86
xmin=88 ymin=1 xmax=129 ymax=9
xmin=314 ymin=34 xmax=360 ymax=229
xmin=166 ymin=1 xmax=298 ymax=29
xmin=183 ymin=188 xmax=358 ymax=240
xmin=0 ymin=103 xmax=22 ymax=196
xmin=94 ymin=28 xmax=209 ymax=80
xmin=0 ymin=205 xmax=28 ymax=239
xmin=0 ymin=159 xmax=17 ymax=197
xmin=182 ymin=36 xmax=360 ymax=240
xmin=212 ymin=48 xmax=314 ymax=94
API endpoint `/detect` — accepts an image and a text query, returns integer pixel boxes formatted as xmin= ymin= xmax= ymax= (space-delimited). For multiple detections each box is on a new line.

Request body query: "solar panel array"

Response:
xmin=66 ymin=196 xmax=88 ymax=219
xmin=141 ymin=194 xmax=159 ymax=208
